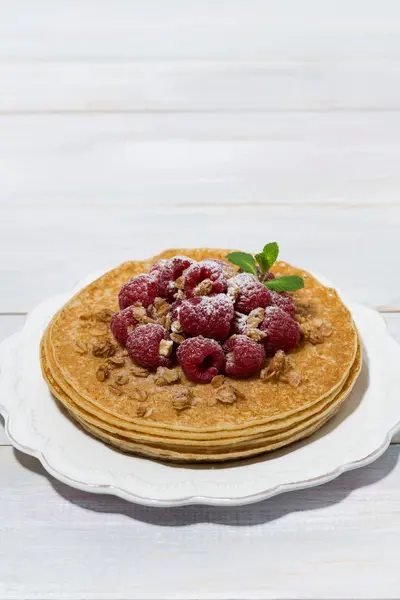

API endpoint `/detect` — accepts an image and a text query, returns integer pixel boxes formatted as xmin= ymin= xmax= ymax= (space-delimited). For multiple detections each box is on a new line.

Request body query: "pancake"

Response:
xmin=45 ymin=249 xmax=358 ymax=436
xmin=41 ymin=340 xmax=361 ymax=459
xmin=42 ymin=307 xmax=358 ymax=440
xmin=40 ymin=248 xmax=361 ymax=462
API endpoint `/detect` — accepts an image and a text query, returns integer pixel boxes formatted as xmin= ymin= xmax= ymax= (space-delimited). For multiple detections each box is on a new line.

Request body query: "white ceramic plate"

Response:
xmin=1 ymin=272 xmax=400 ymax=507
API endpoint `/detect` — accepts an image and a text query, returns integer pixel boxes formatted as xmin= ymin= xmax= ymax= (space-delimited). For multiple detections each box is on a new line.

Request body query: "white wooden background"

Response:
xmin=2 ymin=1 xmax=400 ymax=598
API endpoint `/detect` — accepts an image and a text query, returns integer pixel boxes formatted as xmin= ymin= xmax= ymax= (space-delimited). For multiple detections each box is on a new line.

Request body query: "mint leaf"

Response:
xmin=265 ymin=275 xmax=304 ymax=292
xmin=226 ymin=252 xmax=257 ymax=275
xmin=263 ymin=242 xmax=279 ymax=271
xmin=255 ymin=242 xmax=279 ymax=275
xmin=255 ymin=252 xmax=269 ymax=274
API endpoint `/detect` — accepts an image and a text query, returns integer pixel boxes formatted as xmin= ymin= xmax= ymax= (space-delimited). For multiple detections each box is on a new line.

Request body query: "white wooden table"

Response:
xmin=2 ymin=1 xmax=400 ymax=597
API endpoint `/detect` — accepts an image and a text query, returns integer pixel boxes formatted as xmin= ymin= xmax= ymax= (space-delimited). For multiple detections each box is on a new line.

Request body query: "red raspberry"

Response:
xmin=110 ymin=307 xmax=139 ymax=345
xmin=158 ymin=256 xmax=194 ymax=301
xmin=224 ymin=335 xmax=265 ymax=378
xmin=260 ymin=306 xmax=300 ymax=355
xmin=119 ymin=274 xmax=158 ymax=310
xmin=179 ymin=294 xmax=234 ymax=341
xmin=177 ymin=336 xmax=225 ymax=383
xmin=230 ymin=311 xmax=248 ymax=335
xmin=229 ymin=273 xmax=271 ymax=314
xmin=184 ymin=260 xmax=227 ymax=298
xmin=263 ymin=271 xmax=275 ymax=282
xmin=208 ymin=258 xmax=237 ymax=278
xmin=126 ymin=324 xmax=173 ymax=369
xmin=269 ymin=290 xmax=296 ymax=317
xmin=149 ymin=259 xmax=169 ymax=284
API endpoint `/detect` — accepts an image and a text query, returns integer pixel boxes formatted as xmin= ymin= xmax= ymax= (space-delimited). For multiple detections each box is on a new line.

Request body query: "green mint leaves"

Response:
xmin=264 ymin=275 xmax=304 ymax=292
xmin=226 ymin=241 xmax=304 ymax=293
xmin=225 ymin=252 xmax=258 ymax=276
xmin=255 ymin=242 xmax=279 ymax=275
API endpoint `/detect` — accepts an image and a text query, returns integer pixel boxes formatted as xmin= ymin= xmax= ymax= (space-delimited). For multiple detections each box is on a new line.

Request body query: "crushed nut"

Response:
xmin=175 ymin=276 xmax=185 ymax=290
xmin=136 ymin=404 xmax=153 ymax=418
xmin=74 ymin=340 xmax=88 ymax=355
xmin=244 ymin=328 xmax=267 ymax=342
xmin=115 ymin=373 xmax=130 ymax=386
xmin=247 ymin=307 xmax=265 ymax=329
xmin=96 ymin=364 xmax=109 ymax=382
xmin=131 ymin=303 xmax=152 ymax=324
xmin=301 ymin=319 xmax=333 ymax=344
xmin=153 ymin=297 xmax=171 ymax=317
xmin=79 ymin=313 xmax=92 ymax=321
xmin=162 ymin=312 xmax=173 ymax=330
xmin=92 ymin=340 xmax=116 ymax=358
xmin=107 ymin=356 xmax=125 ymax=369
xmin=95 ymin=308 xmax=114 ymax=323
xmin=193 ymin=278 xmax=213 ymax=296
xmin=131 ymin=364 xmax=150 ymax=378
xmin=171 ymin=320 xmax=183 ymax=334
xmin=170 ymin=333 xmax=185 ymax=344
xmin=136 ymin=406 xmax=153 ymax=418
xmin=172 ymin=389 xmax=193 ymax=412
xmin=261 ymin=350 xmax=288 ymax=381
xmin=211 ymin=375 xmax=225 ymax=388
xmin=287 ymin=370 xmax=301 ymax=387
xmin=154 ymin=366 xmax=181 ymax=386
xmin=227 ymin=284 xmax=240 ymax=302
xmin=216 ymin=386 xmax=241 ymax=404
xmin=130 ymin=388 xmax=148 ymax=402
xmin=175 ymin=289 xmax=185 ymax=300
xmin=108 ymin=384 xmax=123 ymax=396
xmin=158 ymin=339 xmax=173 ymax=357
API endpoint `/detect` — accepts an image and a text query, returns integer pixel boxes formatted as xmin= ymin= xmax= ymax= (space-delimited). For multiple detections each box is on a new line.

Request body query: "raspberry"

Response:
xmin=184 ymin=260 xmax=227 ymax=298
xmin=177 ymin=336 xmax=225 ymax=383
xmin=208 ymin=258 xmax=237 ymax=278
xmin=119 ymin=274 xmax=159 ymax=310
xmin=158 ymin=256 xmax=194 ymax=301
xmin=126 ymin=324 xmax=173 ymax=369
xmin=269 ymin=290 xmax=296 ymax=317
xmin=229 ymin=273 xmax=271 ymax=314
xmin=263 ymin=271 xmax=275 ymax=282
xmin=179 ymin=294 xmax=234 ymax=341
xmin=110 ymin=307 xmax=139 ymax=345
xmin=260 ymin=306 xmax=300 ymax=355
xmin=149 ymin=259 xmax=169 ymax=284
xmin=224 ymin=335 xmax=265 ymax=378
xmin=230 ymin=311 xmax=248 ymax=335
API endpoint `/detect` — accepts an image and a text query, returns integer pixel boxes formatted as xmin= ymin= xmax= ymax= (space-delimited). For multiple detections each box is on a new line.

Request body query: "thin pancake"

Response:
xmin=44 ymin=249 xmax=358 ymax=434
xmin=43 ymin=326 xmax=359 ymax=440
xmin=41 ymin=339 xmax=361 ymax=457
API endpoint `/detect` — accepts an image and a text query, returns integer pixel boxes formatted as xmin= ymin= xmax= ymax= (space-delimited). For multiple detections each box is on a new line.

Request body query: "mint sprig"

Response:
xmin=226 ymin=241 xmax=304 ymax=293
xmin=255 ymin=242 xmax=279 ymax=275
xmin=225 ymin=252 xmax=257 ymax=276
xmin=264 ymin=275 xmax=304 ymax=292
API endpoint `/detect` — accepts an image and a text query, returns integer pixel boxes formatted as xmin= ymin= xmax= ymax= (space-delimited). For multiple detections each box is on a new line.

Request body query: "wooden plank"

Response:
xmin=0 ymin=205 xmax=400 ymax=313
xmin=2 ymin=60 xmax=400 ymax=112
xmin=0 ymin=445 xmax=400 ymax=598
xmin=2 ymin=112 xmax=400 ymax=206
xmin=2 ymin=0 xmax=400 ymax=61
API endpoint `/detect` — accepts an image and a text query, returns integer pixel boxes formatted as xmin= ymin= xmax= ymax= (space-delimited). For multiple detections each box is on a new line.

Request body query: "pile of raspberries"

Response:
xmin=110 ymin=256 xmax=300 ymax=383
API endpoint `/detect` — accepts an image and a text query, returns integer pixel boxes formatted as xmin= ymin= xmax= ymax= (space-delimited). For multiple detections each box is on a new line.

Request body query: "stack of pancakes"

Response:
xmin=41 ymin=249 xmax=361 ymax=463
